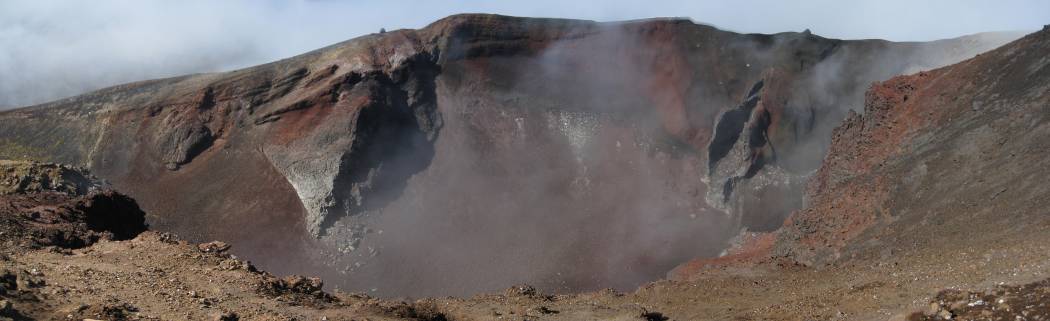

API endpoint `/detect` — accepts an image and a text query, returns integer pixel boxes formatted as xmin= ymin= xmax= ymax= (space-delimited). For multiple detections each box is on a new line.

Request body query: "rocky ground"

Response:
xmin=0 ymin=161 xmax=449 ymax=320
xmin=909 ymin=280 xmax=1050 ymax=320
xmin=2 ymin=163 xmax=1050 ymax=320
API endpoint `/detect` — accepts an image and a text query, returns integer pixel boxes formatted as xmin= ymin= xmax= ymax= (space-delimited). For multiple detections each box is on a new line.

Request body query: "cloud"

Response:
xmin=0 ymin=0 xmax=1046 ymax=108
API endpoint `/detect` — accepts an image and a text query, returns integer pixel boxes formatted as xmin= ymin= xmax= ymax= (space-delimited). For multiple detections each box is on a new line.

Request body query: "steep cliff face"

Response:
xmin=0 ymin=14 xmax=1020 ymax=296
xmin=773 ymin=27 xmax=1050 ymax=266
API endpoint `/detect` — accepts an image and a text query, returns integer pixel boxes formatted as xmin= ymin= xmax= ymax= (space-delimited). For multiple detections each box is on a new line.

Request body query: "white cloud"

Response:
xmin=0 ymin=0 xmax=1046 ymax=108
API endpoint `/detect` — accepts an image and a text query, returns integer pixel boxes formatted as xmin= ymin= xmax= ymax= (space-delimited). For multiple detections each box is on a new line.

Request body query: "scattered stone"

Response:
xmin=16 ymin=269 xmax=45 ymax=289
xmin=75 ymin=301 xmax=138 ymax=321
xmin=534 ymin=306 xmax=558 ymax=314
xmin=641 ymin=311 xmax=669 ymax=321
xmin=0 ymin=270 xmax=15 ymax=294
xmin=214 ymin=311 xmax=239 ymax=321
xmin=0 ymin=299 xmax=11 ymax=314
xmin=258 ymin=275 xmax=331 ymax=302
xmin=925 ymin=302 xmax=940 ymax=315
xmin=282 ymin=275 xmax=324 ymax=294
xmin=505 ymin=284 xmax=537 ymax=297
xmin=197 ymin=241 xmax=231 ymax=253
xmin=157 ymin=232 xmax=180 ymax=244
xmin=910 ymin=279 xmax=1050 ymax=320
xmin=218 ymin=258 xmax=255 ymax=272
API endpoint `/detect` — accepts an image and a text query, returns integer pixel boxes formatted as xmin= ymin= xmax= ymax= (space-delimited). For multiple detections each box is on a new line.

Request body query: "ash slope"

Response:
xmin=0 ymin=14 xmax=1022 ymax=296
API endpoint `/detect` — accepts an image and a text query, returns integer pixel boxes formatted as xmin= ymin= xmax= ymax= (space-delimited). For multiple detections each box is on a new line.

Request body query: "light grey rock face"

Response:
xmin=264 ymin=52 xmax=442 ymax=237
xmin=706 ymin=80 xmax=767 ymax=214
xmin=266 ymin=144 xmax=346 ymax=237
xmin=705 ymin=78 xmax=807 ymax=232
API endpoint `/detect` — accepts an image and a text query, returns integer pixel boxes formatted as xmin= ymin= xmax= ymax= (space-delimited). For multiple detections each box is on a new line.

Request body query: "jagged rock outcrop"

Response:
xmin=0 ymin=161 xmax=146 ymax=250
xmin=0 ymin=14 xmax=1022 ymax=296
xmin=0 ymin=160 xmax=102 ymax=196
xmin=704 ymin=70 xmax=808 ymax=232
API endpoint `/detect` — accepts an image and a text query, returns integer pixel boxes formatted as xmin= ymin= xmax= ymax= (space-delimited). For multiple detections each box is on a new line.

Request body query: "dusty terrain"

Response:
xmin=0 ymin=14 xmax=1048 ymax=321
xmin=0 ymin=161 xmax=448 ymax=320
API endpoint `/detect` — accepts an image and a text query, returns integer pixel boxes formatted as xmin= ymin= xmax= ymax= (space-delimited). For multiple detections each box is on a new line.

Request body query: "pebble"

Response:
xmin=925 ymin=302 xmax=940 ymax=315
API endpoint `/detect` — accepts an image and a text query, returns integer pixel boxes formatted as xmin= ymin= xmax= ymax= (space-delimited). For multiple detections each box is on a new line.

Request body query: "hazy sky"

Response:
xmin=1 ymin=0 xmax=1047 ymax=108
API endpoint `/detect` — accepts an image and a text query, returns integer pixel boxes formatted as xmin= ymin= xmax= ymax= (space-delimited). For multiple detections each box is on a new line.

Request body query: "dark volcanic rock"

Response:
xmin=0 ymin=14 xmax=1023 ymax=296
xmin=0 ymin=191 xmax=147 ymax=249
xmin=157 ymin=121 xmax=214 ymax=171
xmin=0 ymin=162 xmax=147 ymax=250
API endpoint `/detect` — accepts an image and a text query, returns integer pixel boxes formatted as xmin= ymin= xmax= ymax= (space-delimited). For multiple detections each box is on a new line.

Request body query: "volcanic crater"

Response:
xmin=0 ymin=13 xmax=1047 ymax=321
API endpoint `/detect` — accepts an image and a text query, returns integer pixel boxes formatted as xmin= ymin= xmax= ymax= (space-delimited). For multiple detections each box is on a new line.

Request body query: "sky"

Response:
xmin=1 ymin=0 xmax=1047 ymax=108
